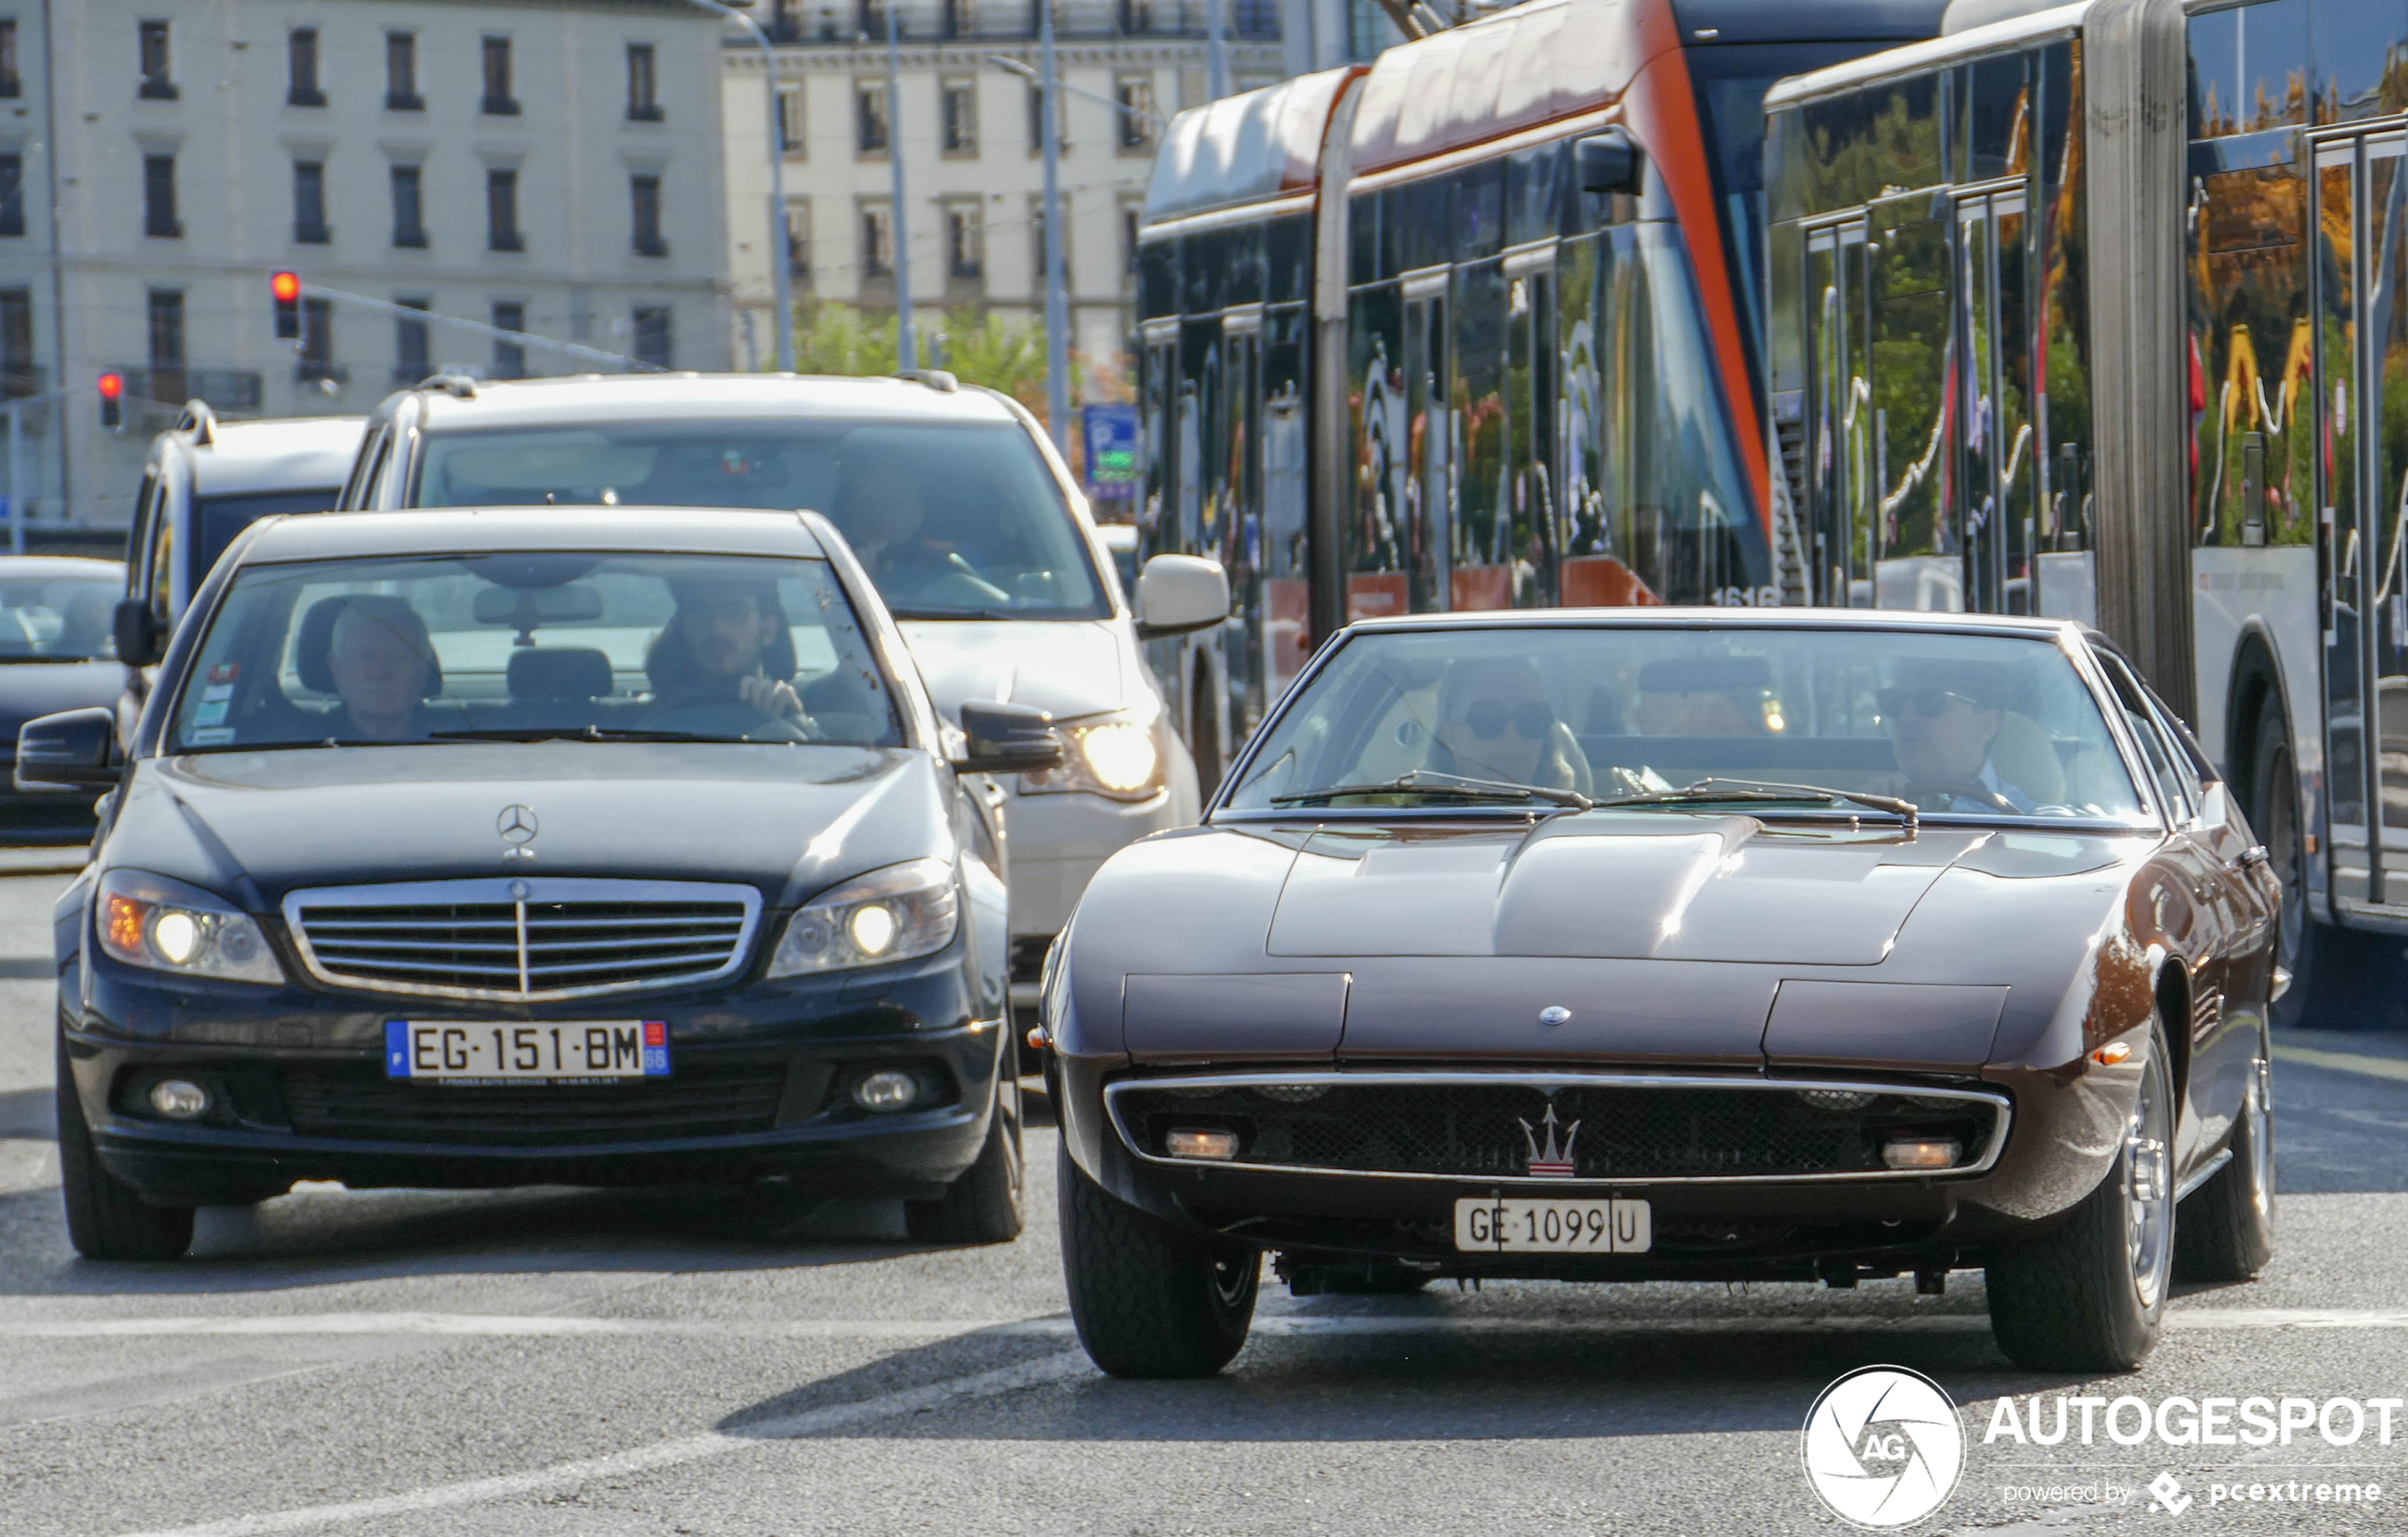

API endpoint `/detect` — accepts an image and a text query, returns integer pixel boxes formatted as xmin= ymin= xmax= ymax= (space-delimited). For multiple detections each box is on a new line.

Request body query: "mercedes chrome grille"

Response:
xmin=283 ymin=877 xmax=761 ymax=1002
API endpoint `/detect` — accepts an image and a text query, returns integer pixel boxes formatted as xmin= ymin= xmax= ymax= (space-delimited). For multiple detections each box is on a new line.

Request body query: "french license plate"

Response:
xmin=384 ymin=1020 xmax=670 ymax=1084
xmin=1453 ymin=1197 xmax=1651 ymax=1253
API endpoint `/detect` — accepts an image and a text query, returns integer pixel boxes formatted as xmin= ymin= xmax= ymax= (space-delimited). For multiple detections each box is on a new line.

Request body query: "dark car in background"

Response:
xmin=18 ymin=505 xmax=1060 ymax=1261
xmin=1047 ymin=611 xmax=2278 ymax=1378
xmin=0 ymin=556 xmax=126 ymax=834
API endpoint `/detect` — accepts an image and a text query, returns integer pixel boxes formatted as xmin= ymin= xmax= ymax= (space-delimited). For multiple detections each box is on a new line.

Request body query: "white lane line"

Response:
xmin=14 ymin=1307 xmax=2408 ymax=1342
xmin=2271 ymin=1043 xmax=2408 ymax=1084
xmin=110 ymin=1349 xmax=1090 ymax=1537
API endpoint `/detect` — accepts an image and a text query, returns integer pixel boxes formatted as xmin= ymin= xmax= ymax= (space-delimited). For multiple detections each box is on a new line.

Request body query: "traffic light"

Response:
xmin=97 ymin=371 xmax=124 ymax=431
xmin=271 ymin=270 xmax=301 ymax=340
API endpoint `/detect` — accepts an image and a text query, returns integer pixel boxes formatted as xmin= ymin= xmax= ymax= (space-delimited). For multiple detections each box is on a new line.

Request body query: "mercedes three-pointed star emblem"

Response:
xmin=497 ymin=804 xmax=538 ymax=862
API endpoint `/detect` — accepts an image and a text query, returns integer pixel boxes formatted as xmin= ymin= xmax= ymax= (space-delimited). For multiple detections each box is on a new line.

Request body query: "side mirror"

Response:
xmin=114 ymin=598 xmax=162 ymax=668
xmin=954 ymin=701 xmax=1065 ymax=776
xmin=1576 ymin=128 xmax=1645 ymax=196
xmin=1133 ymin=555 xmax=1231 ymax=640
xmin=17 ymin=707 xmax=122 ymax=791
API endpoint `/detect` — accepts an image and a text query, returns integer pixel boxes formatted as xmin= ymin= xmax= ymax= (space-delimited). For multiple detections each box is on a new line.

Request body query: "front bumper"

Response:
xmin=63 ymin=944 xmax=1008 ymax=1204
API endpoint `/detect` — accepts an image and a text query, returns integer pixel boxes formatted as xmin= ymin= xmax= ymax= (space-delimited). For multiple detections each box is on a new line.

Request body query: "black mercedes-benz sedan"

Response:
xmin=18 ymin=506 xmax=1059 ymax=1261
xmin=1046 ymin=611 xmax=2279 ymax=1378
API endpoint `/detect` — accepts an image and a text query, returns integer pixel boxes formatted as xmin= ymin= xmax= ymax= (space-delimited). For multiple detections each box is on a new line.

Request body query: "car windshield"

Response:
xmin=1221 ymin=625 xmax=2149 ymax=824
xmin=409 ymin=419 xmax=1108 ymax=621
xmin=0 ymin=572 xmax=121 ymax=662
xmin=169 ymin=552 xmax=904 ymax=752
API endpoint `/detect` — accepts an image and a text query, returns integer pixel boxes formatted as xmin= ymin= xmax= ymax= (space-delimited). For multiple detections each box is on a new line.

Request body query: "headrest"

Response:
xmin=507 ymin=647 xmax=614 ymax=701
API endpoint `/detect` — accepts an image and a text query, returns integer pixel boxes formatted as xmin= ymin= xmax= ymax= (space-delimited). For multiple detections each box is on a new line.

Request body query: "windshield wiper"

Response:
xmin=426 ymin=726 xmax=758 ymax=744
xmin=886 ymin=607 xmax=1023 ymax=621
xmin=1599 ymin=778 xmax=1917 ymax=824
xmin=1269 ymin=769 xmax=1593 ymax=812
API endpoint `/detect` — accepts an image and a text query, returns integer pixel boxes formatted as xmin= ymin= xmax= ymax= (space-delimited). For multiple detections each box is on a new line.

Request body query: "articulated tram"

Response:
xmin=1763 ymin=0 xmax=2408 ymax=1017
xmin=1134 ymin=0 xmax=1948 ymax=790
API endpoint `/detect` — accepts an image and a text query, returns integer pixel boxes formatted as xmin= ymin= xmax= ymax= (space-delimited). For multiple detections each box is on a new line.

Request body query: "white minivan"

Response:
xmin=338 ymin=372 xmax=1228 ymax=1017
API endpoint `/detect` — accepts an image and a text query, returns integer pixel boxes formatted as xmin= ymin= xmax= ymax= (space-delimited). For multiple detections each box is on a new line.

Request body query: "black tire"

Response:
xmin=1191 ymin=663 xmax=1223 ymax=803
xmin=1058 ymin=1144 xmax=1257 ymax=1379
xmin=55 ymin=1041 xmax=193 ymax=1262
xmin=2252 ymin=697 xmax=2362 ymax=1031
xmin=2176 ymin=1029 xmax=2276 ymax=1283
xmin=1987 ymin=1022 xmax=2175 ymax=1372
xmin=903 ymin=1092 xmax=1023 ymax=1244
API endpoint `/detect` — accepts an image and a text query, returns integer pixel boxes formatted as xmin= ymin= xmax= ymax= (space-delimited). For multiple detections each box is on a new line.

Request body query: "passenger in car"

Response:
xmin=323 ymin=596 xmax=442 ymax=742
xmin=645 ymin=576 xmax=812 ymax=730
xmin=1427 ymin=656 xmax=1593 ymax=795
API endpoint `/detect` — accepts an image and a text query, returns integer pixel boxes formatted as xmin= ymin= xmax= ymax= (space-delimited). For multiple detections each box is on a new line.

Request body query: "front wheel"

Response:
xmin=56 ymin=1040 xmax=193 ymax=1262
xmin=903 ymin=1092 xmax=1023 ymax=1244
xmin=1987 ymin=1022 xmax=2175 ymax=1372
xmin=2176 ymin=1033 xmax=2275 ymax=1282
xmin=1058 ymin=1144 xmax=1257 ymax=1378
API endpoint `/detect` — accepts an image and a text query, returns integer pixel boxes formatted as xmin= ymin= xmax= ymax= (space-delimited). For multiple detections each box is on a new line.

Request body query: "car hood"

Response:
xmin=104 ymin=743 xmax=948 ymax=908
xmin=0 ymin=661 xmax=125 ymax=750
xmin=900 ymin=619 xmax=1131 ymax=723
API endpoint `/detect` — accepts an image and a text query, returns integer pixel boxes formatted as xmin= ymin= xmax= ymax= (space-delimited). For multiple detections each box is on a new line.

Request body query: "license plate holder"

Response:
xmin=384 ymin=1020 xmax=670 ymax=1084
xmin=1453 ymin=1197 xmax=1651 ymax=1253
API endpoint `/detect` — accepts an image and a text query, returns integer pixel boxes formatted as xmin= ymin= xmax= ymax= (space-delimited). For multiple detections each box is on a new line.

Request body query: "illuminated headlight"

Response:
xmin=768 ymin=857 xmax=959 ymax=976
xmin=97 ymin=869 xmax=284 ymax=984
xmin=1021 ymin=712 xmax=1167 ymax=800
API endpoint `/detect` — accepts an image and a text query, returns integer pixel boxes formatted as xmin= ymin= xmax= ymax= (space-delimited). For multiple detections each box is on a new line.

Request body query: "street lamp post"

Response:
xmin=885 ymin=2 xmax=917 ymax=372
xmin=1206 ymin=0 xmax=1230 ymax=101
xmin=689 ymin=0 xmax=797 ymax=373
xmin=1037 ymin=0 xmax=1069 ymax=452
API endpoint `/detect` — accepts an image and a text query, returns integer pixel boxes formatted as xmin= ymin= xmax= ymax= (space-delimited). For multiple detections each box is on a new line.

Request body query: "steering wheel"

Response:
xmin=644 ymin=699 xmax=812 ymax=742
xmin=1903 ymin=779 xmax=2021 ymax=814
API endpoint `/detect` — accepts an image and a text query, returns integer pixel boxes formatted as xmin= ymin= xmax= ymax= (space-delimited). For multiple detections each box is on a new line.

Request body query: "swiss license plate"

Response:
xmin=384 ymin=1020 xmax=670 ymax=1084
xmin=1453 ymin=1197 xmax=1651 ymax=1253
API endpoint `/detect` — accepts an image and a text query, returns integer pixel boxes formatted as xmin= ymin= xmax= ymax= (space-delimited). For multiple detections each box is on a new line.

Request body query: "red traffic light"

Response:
xmin=98 ymin=371 xmax=124 ymax=430
xmin=269 ymin=270 xmax=301 ymax=303
xmin=96 ymin=371 xmax=124 ymax=401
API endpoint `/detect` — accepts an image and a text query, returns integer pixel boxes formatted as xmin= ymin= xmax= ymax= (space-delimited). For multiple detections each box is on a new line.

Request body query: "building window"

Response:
xmin=946 ymin=204 xmax=982 ymax=279
xmin=632 ymin=306 xmax=672 ymax=370
xmin=292 ymin=160 xmax=330 ymax=244
xmin=0 ymin=289 xmax=35 ymax=397
xmin=861 ymin=203 xmax=892 ymax=277
xmin=299 ymin=297 xmax=340 ymax=383
xmin=630 ymin=174 xmax=667 ymax=257
xmin=857 ymin=0 xmax=887 ymax=39
xmin=287 ymin=28 xmax=323 ymax=106
xmin=1114 ymin=76 xmax=1155 ymax=150
xmin=1117 ymin=0 xmax=1152 ymax=32
xmin=146 ymin=289 xmax=184 ymax=394
xmin=941 ymin=80 xmax=976 ymax=155
xmin=1026 ymin=82 xmax=1068 ymax=154
xmin=1031 ymin=192 xmax=1066 ymax=288
xmin=138 ymin=20 xmax=177 ymax=100
xmin=778 ymin=87 xmax=806 ymax=154
xmin=142 ymin=155 xmax=181 ymax=238
xmin=492 ymin=302 xmax=527 ymax=379
xmin=386 ymin=32 xmax=423 ymax=112
xmin=394 ymin=299 xmax=430 ymax=386
xmin=482 ymin=37 xmax=519 ymax=116
xmin=627 ymin=44 xmax=662 ymax=121
xmin=487 ymin=168 xmax=523 ymax=252
xmin=0 ymin=156 xmax=22 ymax=239
xmin=390 ymin=165 xmax=426 ymax=248
xmin=785 ymin=201 xmax=812 ymax=281
xmin=856 ymin=82 xmax=890 ymax=156
xmin=0 ymin=20 xmax=19 ymax=99
xmin=941 ymin=0 xmax=974 ymax=36
xmin=1122 ymin=202 xmax=1141 ymax=274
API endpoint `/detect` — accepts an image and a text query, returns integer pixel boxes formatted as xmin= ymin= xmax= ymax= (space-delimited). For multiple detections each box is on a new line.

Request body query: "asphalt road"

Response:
xmin=3 ymin=868 xmax=2407 ymax=1537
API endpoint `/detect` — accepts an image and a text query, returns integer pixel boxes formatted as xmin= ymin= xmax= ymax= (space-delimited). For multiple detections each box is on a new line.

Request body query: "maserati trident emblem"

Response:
xmin=1519 ymin=1103 xmax=1580 ymax=1179
xmin=497 ymin=805 xmax=538 ymax=862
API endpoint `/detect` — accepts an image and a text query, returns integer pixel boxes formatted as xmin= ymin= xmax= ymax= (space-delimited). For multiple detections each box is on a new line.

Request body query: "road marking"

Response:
xmin=2272 ymin=1043 xmax=2408 ymax=1084
xmin=111 ymin=1349 xmax=1090 ymax=1537
xmin=15 ymin=1306 xmax=2408 ymax=1343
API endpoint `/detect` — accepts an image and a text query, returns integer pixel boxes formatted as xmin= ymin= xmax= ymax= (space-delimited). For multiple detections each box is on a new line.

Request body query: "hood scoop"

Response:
xmin=1268 ymin=813 xmax=1971 ymax=964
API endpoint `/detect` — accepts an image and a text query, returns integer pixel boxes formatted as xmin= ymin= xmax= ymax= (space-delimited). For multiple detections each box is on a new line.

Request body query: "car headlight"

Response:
xmin=1021 ymin=712 xmax=1167 ymax=800
xmin=97 ymin=869 xmax=284 ymax=984
xmin=767 ymin=857 xmax=959 ymax=976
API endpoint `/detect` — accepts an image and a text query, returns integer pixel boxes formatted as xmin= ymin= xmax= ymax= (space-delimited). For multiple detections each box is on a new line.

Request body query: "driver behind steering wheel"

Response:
xmin=1880 ymin=658 xmax=2034 ymax=814
xmin=645 ymin=574 xmax=812 ymax=734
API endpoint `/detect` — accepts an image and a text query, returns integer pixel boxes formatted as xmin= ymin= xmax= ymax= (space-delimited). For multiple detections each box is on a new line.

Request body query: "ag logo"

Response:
xmin=1800 ymin=1365 xmax=1963 ymax=1528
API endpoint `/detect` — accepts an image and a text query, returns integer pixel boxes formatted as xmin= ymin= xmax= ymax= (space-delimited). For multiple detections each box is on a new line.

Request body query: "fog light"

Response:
xmin=147 ymin=1079 xmax=210 ymax=1120
xmin=1165 ymin=1127 xmax=1240 ymax=1161
xmin=1883 ymin=1137 xmax=1961 ymax=1171
xmin=851 ymin=1069 xmax=921 ymax=1112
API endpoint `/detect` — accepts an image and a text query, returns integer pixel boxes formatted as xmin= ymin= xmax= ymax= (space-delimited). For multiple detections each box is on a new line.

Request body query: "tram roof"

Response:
xmin=1763 ymin=0 xmax=2090 ymax=109
xmin=1141 ymin=67 xmax=1362 ymax=228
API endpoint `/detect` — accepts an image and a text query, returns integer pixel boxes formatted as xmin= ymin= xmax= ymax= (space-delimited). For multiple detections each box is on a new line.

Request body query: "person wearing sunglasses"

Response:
xmin=1880 ymin=660 xmax=2035 ymax=814
xmin=1427 ymin=656 xmax=1593 ymax=794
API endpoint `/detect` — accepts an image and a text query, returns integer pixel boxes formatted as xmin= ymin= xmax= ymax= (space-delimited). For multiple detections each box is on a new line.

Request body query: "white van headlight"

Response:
xmin=769 ymin=858 xmax=959 ymax=976
xmin=1022 ymin=712 xmax=1166 ymax=800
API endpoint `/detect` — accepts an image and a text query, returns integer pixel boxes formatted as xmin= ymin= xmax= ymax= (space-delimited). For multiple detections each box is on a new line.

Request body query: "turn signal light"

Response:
xmin=1165 ymin=1127 xmax=1240 ymax=1161
xmin=1882 ymin=1137 xmax=1961 ymax=1171
xmin=2091 ymin=1041 xmax=2133 ymax=1066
